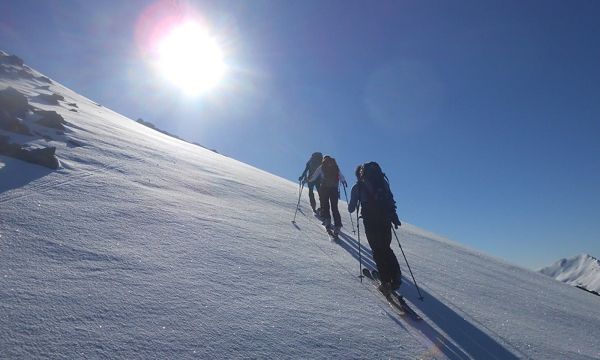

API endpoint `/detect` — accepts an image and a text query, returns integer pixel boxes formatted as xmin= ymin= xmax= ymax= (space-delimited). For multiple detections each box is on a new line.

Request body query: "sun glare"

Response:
xmin=157 ymin=22 xmax=226 ymax=95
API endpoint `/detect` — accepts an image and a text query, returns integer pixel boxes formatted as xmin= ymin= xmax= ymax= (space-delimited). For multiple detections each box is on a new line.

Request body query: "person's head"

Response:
xmin=363 ymin=162 xmax=382 ymax=174
xmin=311 ymin=152 xmax=323 ymax=161
xmin=355 ymin=164 xmax=363 ymax=180
xmin=362 ymin=162 xmax=384 ymax=182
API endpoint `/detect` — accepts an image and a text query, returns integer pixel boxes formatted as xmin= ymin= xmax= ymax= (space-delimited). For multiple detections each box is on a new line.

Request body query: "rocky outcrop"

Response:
xmin=0 ymin=87 xmax=29 ymax=118
xmin=33 ymin=92 xmax=65 ymax=105
xmin=34 ymin=110 xmax=66 ymax=130
xmin=0 ymin=54 xmax=24 ymax=66
xmin=0 ymin=87 xmax=31 ymax=135
xmin=0 ymin=136 xmax=59 ymax=169
xmin=0 ymin=53 xmax=35 ymax=80
xmin=36 ymin=76 xmax=52 ymax=84
xmin=0 ymin=109 xmax=31 ymax=135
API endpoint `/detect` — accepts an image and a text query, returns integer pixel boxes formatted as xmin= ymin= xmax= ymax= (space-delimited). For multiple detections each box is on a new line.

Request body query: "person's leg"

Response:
xmin=381 ymin=223 xmax=401 ymax=288
xmin=363 ymin=219 xmax=388 ymax=280
xmin=317 ymin=186 xmax=326 ymax=217
xmin=331 ymin=189 xmax=342 ymax=228
xmin=320 ymin=187 xmax=332 ymax=225
xmin=308 ymin=183 xmax=316 ymax=211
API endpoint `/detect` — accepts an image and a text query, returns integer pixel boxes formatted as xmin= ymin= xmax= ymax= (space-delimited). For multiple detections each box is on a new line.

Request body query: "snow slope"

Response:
xmin=1 ymin=54 xmax=600 ymax=359
xmin=540 ymin=254 xmax=600 ymax=294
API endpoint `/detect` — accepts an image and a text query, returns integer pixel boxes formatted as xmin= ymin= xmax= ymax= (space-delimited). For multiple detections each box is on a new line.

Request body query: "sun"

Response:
xmin=156 ymin=22 xmax=226 ymax=95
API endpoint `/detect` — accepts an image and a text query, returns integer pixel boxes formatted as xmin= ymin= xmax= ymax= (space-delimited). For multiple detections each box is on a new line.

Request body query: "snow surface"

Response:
xmin=1 ymin=56 xmax=600 ymax=359
xmin=539 ymin=254 xmax=600 ymax=294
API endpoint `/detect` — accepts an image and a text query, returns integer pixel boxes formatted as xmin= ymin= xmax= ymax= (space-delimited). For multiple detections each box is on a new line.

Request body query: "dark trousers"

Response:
xmin=363 ymin=219 xmax=400 ymax=284
xmin=319 ymin=186 xmax=342 ymax=227
xmin=307 ymin=181 xmax=320 ymax=210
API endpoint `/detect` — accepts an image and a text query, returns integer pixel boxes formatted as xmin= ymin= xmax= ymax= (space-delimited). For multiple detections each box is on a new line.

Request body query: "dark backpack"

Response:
xmin=360 ymin=162 xmax=396 ymax=220
xmin=321 ymin=156 xmax=339 ymax=188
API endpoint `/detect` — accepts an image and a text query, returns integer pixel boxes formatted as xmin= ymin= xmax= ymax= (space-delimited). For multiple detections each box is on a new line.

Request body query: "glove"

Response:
xmin=392 ymin=213 xmax=401 ymax=229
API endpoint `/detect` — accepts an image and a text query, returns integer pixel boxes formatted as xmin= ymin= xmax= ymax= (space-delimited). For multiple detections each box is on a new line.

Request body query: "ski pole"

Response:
xmin=392 ymin=227 xmax=424 ymax=301
xmin=342 ymin=184 xmax=356 ymax=234
xmin=292 ymin=180 xmax=304 ymax=223
xmin=357 ymin=202 xmax=363 ymax=282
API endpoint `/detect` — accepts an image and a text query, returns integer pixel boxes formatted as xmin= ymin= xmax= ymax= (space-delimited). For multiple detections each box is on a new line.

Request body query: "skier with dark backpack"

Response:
xmin=298 ymin=152 xmax=323 ymax=214
xmin=309 ymin=155 xmax=346 ymax=235
xmin=348 ymin=162 xmax=402 ymax=295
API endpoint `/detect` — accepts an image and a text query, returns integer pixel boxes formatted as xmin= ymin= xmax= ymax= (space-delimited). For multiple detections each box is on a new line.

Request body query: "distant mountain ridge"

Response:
xmin=539 ymin=254 xmax=600 ymax=295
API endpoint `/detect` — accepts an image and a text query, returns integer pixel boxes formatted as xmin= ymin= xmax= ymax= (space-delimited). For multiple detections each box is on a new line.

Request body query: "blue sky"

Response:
xmin=2 ymin=0 xmax=599 ymax=269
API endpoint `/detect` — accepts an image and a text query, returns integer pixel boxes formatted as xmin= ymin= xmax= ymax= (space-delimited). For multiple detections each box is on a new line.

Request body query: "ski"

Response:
xmin=362 ymin=268 xmax=422 ymax=321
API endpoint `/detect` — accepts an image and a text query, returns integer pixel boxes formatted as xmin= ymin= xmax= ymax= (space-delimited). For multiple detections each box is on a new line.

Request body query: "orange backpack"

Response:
xmin=321 ymin=156 xmax=339 ymax=187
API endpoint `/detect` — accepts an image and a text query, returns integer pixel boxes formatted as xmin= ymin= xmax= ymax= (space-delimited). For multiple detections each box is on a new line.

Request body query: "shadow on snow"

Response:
xmin=0 ymin=155 xmax=54 ymax=195
xmin=334 ymin=231 xmax=521 ymax=360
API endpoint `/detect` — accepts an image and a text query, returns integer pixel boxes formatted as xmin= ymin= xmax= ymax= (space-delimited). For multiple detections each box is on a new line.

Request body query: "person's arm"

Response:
xmin=348 ymin=183 xmax=359 ymax=213
xmin=298 ymin=163 xmax=309 ymax=181
xmin=386 ymin=182 xmax=401 ymax=228
xmin=308 ymin=166 xmax=322 ymax=183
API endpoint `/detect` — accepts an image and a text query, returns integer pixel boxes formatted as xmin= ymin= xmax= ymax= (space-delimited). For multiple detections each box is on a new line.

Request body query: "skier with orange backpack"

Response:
xmin=309 ymin=155 xmax=346 ymax=236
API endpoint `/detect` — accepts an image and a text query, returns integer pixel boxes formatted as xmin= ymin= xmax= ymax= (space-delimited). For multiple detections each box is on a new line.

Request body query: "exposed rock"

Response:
xmin=0 ymin=137 xmax=59 ymax=169
xmin=34 ymin=110 xmax=66 ymax=130
xmin=0 ymin=54 xmax=24 ymax=67
xmin=0 ymin=66 xmax=17 ymax=79
xmin=0 ymin=53 xmax=29 ymax=80
xmin=33 ymin=93 xmax=65 ymax=105
xmin=22 ymin=146 xmax=59 ymax=169
xmin=0 ymin=87 xmax=29 ymax=117
xmin=17 ymin=68 xmax=34 ymax=79
xmin=36 ymin=76 xmax=52 ymax=84
xmin=0 ymin=109 xmax=32 ymax=135
xmin=67 ymin=102 xmax=78 ymax=108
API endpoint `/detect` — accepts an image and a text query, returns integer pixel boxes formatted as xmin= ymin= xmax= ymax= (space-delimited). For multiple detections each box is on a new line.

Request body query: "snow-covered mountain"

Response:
xmin=539 ymin=254 xmax=600 ymax=295
xmin=1 ymin=51 xmax=600 ymax=359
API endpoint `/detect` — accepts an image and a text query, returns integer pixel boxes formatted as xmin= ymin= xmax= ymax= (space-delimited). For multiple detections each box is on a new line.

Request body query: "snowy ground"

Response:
xmin=1 ymin=58 xmax=600 ymax=359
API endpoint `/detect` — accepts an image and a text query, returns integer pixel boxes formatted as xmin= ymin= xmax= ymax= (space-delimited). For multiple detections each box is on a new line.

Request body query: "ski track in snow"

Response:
xmin=2 ymin=55 xmax=600 ymax=359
